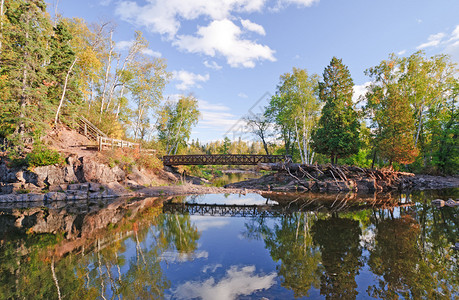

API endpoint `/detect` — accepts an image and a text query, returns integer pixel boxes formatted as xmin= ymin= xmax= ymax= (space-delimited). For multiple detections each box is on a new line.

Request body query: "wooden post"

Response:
xmin=98 ymin=136 xmax=101 ymax=151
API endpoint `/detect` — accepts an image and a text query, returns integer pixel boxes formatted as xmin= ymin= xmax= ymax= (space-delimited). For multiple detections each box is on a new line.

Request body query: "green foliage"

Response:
xmin=312 ymin=57 xmax=360 ymax=164
xmin=26 ymin=144 xmax=64 ymax=167
xmin=220 ymin=136 xmax=231 ymax=154
xmin=157 ymin=95 xmax=200 ymax=155
xmin=266 ymin=68 xmax=320 ymax=162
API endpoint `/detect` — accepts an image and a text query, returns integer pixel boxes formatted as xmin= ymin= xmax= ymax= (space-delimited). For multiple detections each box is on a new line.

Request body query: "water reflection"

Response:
xmin=0 ymin=190 xmax=457 ymax=299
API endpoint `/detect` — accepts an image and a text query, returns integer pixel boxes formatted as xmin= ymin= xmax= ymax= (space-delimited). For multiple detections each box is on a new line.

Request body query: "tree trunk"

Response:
xmin=0 ymin=0 xmax=4 ymax=52
xmin=100 ymin=30 xmax=114 ymax=117
xmin=54 ymin=57 xmax=77 ymax=125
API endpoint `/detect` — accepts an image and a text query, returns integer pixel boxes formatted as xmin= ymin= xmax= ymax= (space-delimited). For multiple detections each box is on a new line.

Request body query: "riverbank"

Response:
xmin=226 ymin=164 xmax=459 ymax=193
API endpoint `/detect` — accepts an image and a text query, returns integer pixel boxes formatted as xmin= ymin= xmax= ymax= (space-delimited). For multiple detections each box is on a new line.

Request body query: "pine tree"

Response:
xmin=0 ymin=0 xmax=52 ymax=138
xmin=48 ymin=21 xmax=81 ymax=125
xmin=312 ymin=57 xmax=360 ymax=164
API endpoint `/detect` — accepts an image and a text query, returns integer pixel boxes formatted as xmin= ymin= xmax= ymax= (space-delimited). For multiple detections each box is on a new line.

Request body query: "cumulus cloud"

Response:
xmin=240 ymin=19 xmax=266 ymax=35
xmin=116 ymin=40 xmax=162 ymax=57
xmin=204 ymin=60 xmax=223 ymax=70
xmin=172 ymin=265 xmax=276 ymax=300
xmin=416 ymin=32 xmax=446 ymax=49
xmin=115 ymin=0 xmax=319 ymax=68
xmin=352 ymin=82 xmax=371 ymax=106
xmin=173 ymin=70 xmax=210 ymax=90
xmin=415 ymin=24 xmax=459 ymax=63
xmin=174 ymin=19 xmax=276 ymax=68
xmin=115 ymin=0 xmax=266 ymax=38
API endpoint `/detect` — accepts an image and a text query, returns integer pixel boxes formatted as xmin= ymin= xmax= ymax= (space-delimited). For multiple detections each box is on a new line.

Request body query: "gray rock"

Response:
xmin=45 ymin=192 xmax=66 ymax=201
xmin=28 ymin=194 xmax=45 ymax=202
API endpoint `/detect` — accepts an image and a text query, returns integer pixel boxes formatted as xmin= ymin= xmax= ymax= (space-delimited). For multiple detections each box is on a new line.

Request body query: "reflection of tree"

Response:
xmin=157 ymin=213 xmax=200 ymax=258
xmin=312 ymin=215 xmax=363 ymax=299
xmin=0 ymin=234 xmax=95 ymax=299
xmin=368 ymin=213 xmax=459 ymax=299
xmin=249 ymin=212 xmax=321 ymax=298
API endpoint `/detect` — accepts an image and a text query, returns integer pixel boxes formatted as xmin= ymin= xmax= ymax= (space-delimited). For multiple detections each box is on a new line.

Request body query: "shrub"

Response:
xmin=100 ymin=148 xmax=163 ymax=173
xmin=26 ymin=144 xmax=64 ymax=167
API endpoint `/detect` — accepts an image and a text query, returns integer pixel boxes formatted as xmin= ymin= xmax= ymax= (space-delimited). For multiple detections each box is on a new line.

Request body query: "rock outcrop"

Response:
xmin=0 ymin=155 xmax=147 ymax=201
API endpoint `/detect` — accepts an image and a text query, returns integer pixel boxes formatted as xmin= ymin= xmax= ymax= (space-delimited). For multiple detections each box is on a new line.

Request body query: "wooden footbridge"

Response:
xmin=162 ymin=154 xmax=291 ymax=166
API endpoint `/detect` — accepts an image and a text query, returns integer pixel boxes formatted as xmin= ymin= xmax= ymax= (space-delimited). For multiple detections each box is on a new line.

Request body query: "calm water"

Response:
xmin=0 ymin=190 xmax=457 ymax=299
xmin=211 ymin=170 xmax=262 ymax=187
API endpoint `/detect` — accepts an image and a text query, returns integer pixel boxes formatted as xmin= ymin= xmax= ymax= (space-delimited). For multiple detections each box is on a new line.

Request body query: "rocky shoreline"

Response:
xmin=226 ymin=164 xmax=459 ymax=193
xmin=0 ymin=155 xmax=457 ymax=204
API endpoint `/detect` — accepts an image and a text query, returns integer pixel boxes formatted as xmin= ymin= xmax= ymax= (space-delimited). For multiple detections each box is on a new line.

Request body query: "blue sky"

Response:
xmin=56 ymin=0 xmax=459 ymax=142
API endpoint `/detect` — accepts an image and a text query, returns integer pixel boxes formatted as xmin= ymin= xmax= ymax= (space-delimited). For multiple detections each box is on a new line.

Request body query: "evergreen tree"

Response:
xmin=48 ymin=21 xmax=81 ymax=125
xmin=312 ymin=57 xmax=360 ymax=164
xmin=0 ymin=0 xmax=52 ymax=138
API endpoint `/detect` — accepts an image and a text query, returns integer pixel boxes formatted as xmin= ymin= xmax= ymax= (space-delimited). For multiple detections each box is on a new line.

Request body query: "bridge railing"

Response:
xmin=162 ymin=154 xmax=291 ymax=166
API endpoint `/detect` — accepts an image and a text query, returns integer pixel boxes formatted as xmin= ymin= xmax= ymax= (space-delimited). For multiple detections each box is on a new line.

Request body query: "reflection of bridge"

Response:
xmin=162 ymin=154 xmax=291 ymax=166
xmin=163 ymin=203 xmax=285 ymax=217
xmin=163 ymin=201 xmax=414 ymax=218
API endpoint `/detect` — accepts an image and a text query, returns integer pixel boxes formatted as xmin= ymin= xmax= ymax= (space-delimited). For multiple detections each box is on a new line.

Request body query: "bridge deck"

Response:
xmin=162 ymin=154 xmax=290 ymax=166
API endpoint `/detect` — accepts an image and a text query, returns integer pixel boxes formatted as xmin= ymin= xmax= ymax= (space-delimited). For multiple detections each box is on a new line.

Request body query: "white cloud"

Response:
xmin=204 ymin=60 xmax=223 ymax=70
xmin=174 ymin=19 xmax=276 ymax=68
xmin=172 ymin=265 xmax=276 ymax=300
xmin=100 ymin=0 xmax=113 ymax=6
xmin=450 ymin=25 xmax=459 ymax=41
xmin=352 ymin=82 xmax=371 ymax=105
xmin=173 ymin=70 xmax=210 ymax=90
xmin=416 ymin=32 xmax=445 ymax=49
xmin=142 ymin=48 xmax=162 ymax=57
xmin=115 ymin=0 xmax=266 ymax=38
xmin=238 ymin=92 xmax=248 ymax=98
xmin=281 ymin=0 xmax=319 ymax=6
xmin=240 ymin=19 xmax=266 ymax=35
xmin=114 ymin=0 xmax=317 ymax=67
xmin=397 ymin=49 xmax=406 ymax=56
xmin=414 ymin=24 xmax=459 ymax=63
xmin=199 ymin=99 xmax=230 ymax=111
xmin=116 ymin=40 xmax=162 ymax=57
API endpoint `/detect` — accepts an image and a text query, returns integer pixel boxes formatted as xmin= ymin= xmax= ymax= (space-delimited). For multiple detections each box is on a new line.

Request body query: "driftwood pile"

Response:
xmin=254 ymin=163 xmax=416 ymax=193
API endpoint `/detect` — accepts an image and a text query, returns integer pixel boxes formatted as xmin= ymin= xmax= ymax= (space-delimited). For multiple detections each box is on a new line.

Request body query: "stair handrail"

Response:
xmin=78 ymin=116 xmax=108 ymax=139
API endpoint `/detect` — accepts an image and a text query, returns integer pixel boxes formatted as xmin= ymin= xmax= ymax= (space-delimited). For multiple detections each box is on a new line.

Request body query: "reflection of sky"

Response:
xmin=185 ymin=193 xmax=278 ymax=206
xmin=159 ymin=250 xmax=209 ymax=262
xmin=191 ymin=216 xmax=230 ymax=232
xmin=172 ymin=265 xmax=276 ymax=300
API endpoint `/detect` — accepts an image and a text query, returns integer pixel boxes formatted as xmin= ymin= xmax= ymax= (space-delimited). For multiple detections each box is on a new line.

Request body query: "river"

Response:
xmin=0 ymin=189 xmax=457 ymax=299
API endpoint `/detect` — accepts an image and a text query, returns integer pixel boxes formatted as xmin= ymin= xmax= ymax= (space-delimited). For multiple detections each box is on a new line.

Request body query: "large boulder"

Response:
xmin=81 ymin=157 xmax=125 ymax=184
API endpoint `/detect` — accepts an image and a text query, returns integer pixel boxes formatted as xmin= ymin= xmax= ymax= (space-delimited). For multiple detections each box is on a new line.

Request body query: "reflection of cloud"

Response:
xmin=173 ymin=265 xmax=276 ymax=300
xmin=192 ymin=216 xmax=230 ymax=231
xmin=202 ymin=264 xmax=222 ymax=273
xmin=159 ymin=250 xmax=208 ymax=262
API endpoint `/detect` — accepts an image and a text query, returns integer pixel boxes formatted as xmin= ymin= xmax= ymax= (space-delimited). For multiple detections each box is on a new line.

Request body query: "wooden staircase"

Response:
xmin=77 ymin=117 xmax=155 ymax=153
xmin=77 ymin=117 xmax=108 ymax=141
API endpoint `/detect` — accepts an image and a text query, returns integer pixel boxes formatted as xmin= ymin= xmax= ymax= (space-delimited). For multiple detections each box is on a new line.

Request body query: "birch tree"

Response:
xmin=157 ymin=95 xmax=200 ymax=155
